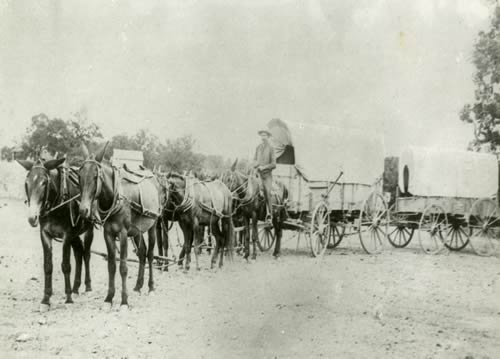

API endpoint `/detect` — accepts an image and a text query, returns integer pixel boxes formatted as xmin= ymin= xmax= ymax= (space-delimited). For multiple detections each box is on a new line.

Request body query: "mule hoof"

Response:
xmin=39 ymin=303 xmax=50 ymax=313
xmin=72 ymin=289 xmax=79 ymax=295
xmin=133 ymin=287 xmax=141 ymax=293
xmin=101 ymin=302 xmax=113 ymax=312
xmin=65 ymin=298 xmax=74 ymax=304
xmin=85 ymin=286 xmax=92 ymax=292
xmin=120 ymin=304 xmax=129 ymax=312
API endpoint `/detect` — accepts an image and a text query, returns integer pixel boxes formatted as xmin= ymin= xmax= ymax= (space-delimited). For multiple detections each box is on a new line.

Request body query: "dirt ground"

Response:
xmin=0 ymin=199 xmax=499 ymax=359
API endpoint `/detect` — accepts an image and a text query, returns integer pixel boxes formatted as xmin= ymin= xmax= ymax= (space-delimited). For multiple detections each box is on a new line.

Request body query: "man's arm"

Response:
xmin=261 ymin=146 xmax=276 ymax=171
xmin=253 ymin=146 xmax=259 ymax=168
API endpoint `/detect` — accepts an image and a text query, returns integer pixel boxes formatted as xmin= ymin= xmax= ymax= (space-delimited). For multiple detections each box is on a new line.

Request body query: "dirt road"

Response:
xmin=0 ymin=199 xmax=499 ymax=358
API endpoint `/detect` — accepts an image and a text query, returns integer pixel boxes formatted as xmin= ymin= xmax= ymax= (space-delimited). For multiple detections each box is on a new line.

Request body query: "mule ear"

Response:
xmin=16 ymin=159 xmax=34 ymax=171
xmin=81 ymin=143 xmax=90 ymax=159
xmin=43 ymin=157 xmax=66 ymax=170
xmin=95 ymin=141 xmax=109 ymax=163
xmin=231 ymin=158 xmax=238 ymax=172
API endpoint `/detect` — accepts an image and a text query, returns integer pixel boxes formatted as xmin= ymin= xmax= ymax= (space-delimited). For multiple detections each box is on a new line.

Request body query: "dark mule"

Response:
xmin=165 ymin=173 xmax=233 ymax=271
xmin=221 ymin=160 xmax=288 ymax=259
xmin=78 ymin=144 xmax=161 ymax=310
xmin=18 ymin=158 xmax=94 ymax=312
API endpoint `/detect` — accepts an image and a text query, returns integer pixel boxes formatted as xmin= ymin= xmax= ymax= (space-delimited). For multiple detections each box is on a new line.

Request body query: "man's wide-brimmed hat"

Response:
xmin=258 ymin=129 xmax=272 ymax=136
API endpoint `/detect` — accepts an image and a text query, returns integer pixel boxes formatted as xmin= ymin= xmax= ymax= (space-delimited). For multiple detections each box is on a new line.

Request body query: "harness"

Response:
xmin=80 ymin=160 xmax=160 ymax=226
xmin=165 ymin=175 xmax=231 ymax=219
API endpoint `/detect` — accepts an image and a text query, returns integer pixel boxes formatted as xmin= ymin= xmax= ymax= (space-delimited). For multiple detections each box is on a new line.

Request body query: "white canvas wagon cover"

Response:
xmin=268 ymin=120 xmax=385 ymax=185
xmin=398 ymin=146 xmax=498 ymax=198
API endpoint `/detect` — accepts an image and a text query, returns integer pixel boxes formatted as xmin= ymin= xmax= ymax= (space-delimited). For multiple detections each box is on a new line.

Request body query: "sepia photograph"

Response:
xmin=0 ymin=1 xmax=499 ymax=358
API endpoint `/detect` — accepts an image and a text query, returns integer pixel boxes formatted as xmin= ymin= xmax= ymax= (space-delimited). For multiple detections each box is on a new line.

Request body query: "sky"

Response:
xmin=0 ymin=0 xmax=494 ymax=159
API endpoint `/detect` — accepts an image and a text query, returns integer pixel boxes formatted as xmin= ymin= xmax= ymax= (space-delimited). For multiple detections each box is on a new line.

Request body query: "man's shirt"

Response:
xmin=254 ymin=141 xmax=276 ymax=175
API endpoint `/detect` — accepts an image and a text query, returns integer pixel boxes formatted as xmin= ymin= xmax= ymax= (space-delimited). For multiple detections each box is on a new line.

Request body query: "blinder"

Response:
xmin=79 ymin=159 xmax=104 ymax=202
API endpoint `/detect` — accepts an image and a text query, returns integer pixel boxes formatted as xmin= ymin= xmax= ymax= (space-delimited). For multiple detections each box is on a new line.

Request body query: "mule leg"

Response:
xmin=147 ymin=225 xmax=156 ymax=292
xmin=161 ymin=220 xmax=170 ymax=272
xmin=210 ymin=224 xmax=220 ymax=269
xmin=193 ymin=218 xmax=201 ymax=271
xmin=134 ymin=234 xmax=146 ymax=292
xmin=273 ymin=217 xmax=282 ymax=258
xmin=103 ymin=226 xmax=117 ymax=305
xmin=40 ymin=229 xmax=53 ymax=311
xmin=61 ymin=234 xmax=73 ymax=304
xmin=243 ymin=217 xmax=250 ymax=261
xmin=211 ymin=222 xmax=224 ymax=268
xmin=156 ymin=220 xmax=163 ymax=257
xmin=70 ymin=234 xmax=83 ymax=294
xmin=207 ymin=229 xmax=212 ymax=255
xmin=83 ymin=229 xmax=94 ymax=291
xmin=251 ymin=212 xmax=258 ymax=260
xmin=178 ymin=222 xmax=192 ymax=272
xmin=178 ymin=245 xmax=185 ymax=268
xmin=119 ymin=229 xmax=129 ymax=308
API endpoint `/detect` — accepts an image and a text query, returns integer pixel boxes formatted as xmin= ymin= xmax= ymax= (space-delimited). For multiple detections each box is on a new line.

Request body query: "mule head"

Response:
xmin=17 ymin=157 xmax=66 ymax=227
xmin=78 ymin=141 xmax=109 ymax=220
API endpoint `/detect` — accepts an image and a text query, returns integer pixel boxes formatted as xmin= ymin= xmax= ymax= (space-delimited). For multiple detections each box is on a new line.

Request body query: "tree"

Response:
xmin=1 ymin=146 xmax=13 ymax=161
xmin=21 ymin=112 xmax=103 ymax=159
xmin=460 ymin=5 xmax=500 ymax=152
xmin=160 ymin=135 xmax=204 ymax=173
xmin=110 ymin=129 xmax=164 ymax=168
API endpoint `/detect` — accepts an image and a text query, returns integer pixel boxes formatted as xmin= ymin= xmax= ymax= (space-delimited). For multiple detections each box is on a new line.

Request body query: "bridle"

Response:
xmin=79 ymin=159 xmax=120 ymax=224
xmin=79 ymin=159 xmax=105 ymax=203
xmin=223 ymin=171 xmax=249 ymax=200
xmin=25 ymin=164 xmax=58 ymax=213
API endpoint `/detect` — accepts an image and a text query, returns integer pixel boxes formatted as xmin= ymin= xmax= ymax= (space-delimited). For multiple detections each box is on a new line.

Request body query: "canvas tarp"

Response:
xmin=398 ymin=146 xmax=498 ymax=198
xmin=268 ymin=120 xmax=385 ymax=185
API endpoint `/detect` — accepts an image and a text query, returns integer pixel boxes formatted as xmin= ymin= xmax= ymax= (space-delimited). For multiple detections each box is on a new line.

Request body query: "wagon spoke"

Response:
xmin=470 ymin=214 xmax=485 ymax=228
xmin=456 ymin=228 xmax=465 ymax=246
xmin=487 ymin=216 xmax=500 ymax=227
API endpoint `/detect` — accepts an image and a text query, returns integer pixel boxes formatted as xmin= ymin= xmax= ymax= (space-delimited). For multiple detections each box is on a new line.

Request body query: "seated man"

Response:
xmin=253 ymin=129 xmax=276 ymax=223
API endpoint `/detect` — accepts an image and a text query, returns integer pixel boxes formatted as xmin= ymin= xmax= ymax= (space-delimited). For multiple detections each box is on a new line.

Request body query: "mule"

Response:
xmin=18 ymin=158 xmax=94 ymax=312
xmin=221 ymin=160 xmax=288 ymax=259
xmin=165 ymin=173 xmax=233 ymax=271
xmin=78 ymin=143 xmax=161 ymax=309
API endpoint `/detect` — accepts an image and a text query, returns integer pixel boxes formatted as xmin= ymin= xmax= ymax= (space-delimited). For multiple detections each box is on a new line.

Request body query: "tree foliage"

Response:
xmin=21 ymin=112 xmax=103 ymax=159
xmin=461 ymin=5 xmax=500 ymax=152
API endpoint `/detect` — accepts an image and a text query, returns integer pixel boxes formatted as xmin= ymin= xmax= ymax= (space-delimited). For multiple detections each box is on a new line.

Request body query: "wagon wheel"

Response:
xmin=358 ymin=192 xmax=389 ymax=254
xmin=418 ymin=204 xmax=449 ymax=255
xmin=441 ymin=217 xmax=470 ymax=251
xmin=257 ymin=225 xmax=275 ymax=252
xmin=327 ymin=223 xmax=346 ymax=249
xmin=309 ymin=202 xmax=330 ymax=257
xmin=467 ymin=198 xmax=500 ymax=256
xmin=387 ymin=212 xmax=415 ymax=248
